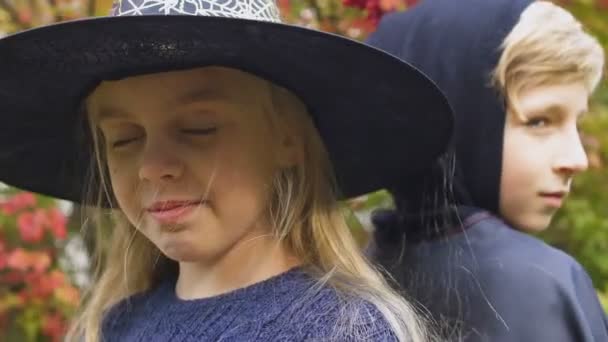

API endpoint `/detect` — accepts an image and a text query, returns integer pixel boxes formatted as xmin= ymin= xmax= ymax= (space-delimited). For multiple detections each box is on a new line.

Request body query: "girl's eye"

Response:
xmin=112 ymin=137 xmax=141 ymax=148
xmin=108 ymin=127 xmax=217 ymax=148
xmin=181 ymin=127 xmax=218 ymax=135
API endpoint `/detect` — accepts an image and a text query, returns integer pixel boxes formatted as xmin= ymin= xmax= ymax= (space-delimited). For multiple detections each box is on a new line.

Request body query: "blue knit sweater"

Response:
xmin=101 ymin=268 xmax=398 ymax=341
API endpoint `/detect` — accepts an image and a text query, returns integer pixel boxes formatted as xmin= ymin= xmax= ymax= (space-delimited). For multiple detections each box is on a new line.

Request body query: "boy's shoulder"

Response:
xmin=405 ymin=213 xmax=607 ymax=341
xmin=455 ymin=216 xmax=607 ymax=341
xmin=464 ymin=213 xmax=582 ymax=273
xmin=404 ymin=212 xmax=591 ymax=308
xmin=416 ymin=214 xmax=586 ymax=281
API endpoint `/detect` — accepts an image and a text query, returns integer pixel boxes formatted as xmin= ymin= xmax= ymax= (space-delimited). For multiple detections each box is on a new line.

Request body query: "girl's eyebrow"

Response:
xmin=92 ymin=88 xmax=228 ymax=123
xmin=171 ymin=88 xmax=228 ymax=108
xmin=93 ymin=107 xmax=132 ymax=123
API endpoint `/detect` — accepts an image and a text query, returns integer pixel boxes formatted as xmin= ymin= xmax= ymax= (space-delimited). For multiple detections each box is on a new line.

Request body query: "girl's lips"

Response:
xmin=147 ymin=200 xmax=202 ymax=211
xmin=146 ymin=200 xmax=207 ymax=224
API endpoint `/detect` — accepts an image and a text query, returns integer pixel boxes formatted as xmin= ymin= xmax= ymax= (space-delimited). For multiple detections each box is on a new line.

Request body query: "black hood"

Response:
xmin=367 ymin=0 xmax=533 ymax=215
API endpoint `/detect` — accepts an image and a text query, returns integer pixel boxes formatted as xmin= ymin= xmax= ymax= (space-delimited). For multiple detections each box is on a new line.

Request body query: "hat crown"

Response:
xmin=110 ymin=0 xmax=281 ymax=22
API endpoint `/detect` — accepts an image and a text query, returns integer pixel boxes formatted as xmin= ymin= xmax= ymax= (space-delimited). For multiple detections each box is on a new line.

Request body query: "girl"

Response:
xmin=0 ymin=0 xmax=453 ymax=340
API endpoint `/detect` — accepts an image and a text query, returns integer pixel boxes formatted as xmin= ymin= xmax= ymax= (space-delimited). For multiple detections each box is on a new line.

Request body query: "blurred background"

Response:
xmin=0 ymin=0 xmax=606 ymax=340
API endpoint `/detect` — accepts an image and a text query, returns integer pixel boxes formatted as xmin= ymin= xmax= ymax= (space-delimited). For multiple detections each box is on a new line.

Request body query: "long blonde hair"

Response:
xmin=493 ymin=1 xmax=605 ymax=118
xmin=66 ymin=73 xmax=430 ymax=342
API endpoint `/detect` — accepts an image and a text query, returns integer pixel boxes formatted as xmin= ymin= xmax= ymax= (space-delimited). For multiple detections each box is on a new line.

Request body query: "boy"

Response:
xmin=368 ymin=0 xmax=607 ymax=340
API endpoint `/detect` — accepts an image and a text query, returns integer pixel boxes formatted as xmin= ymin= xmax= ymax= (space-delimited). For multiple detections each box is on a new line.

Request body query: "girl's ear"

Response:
xmin=268 ymin=83 xmax=306 ymax=169
xmin=275 ymin=121 xmax=302 ymax=169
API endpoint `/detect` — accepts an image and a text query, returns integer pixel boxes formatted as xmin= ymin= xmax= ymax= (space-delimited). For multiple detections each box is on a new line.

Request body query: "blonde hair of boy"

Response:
xmin=493 ymin=1 xmax=605 ymax=118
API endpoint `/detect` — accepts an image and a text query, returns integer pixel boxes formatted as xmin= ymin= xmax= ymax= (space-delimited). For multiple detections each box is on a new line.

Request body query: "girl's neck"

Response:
xmin=175 ymin=234 xmax=301 ymax=300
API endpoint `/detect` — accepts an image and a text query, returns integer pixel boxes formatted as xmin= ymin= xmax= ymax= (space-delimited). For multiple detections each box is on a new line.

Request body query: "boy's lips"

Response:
xmin=539 ymin=191 xmax=567 ymax=197
xmin=538 ymin=191 xmax=567 ymax=207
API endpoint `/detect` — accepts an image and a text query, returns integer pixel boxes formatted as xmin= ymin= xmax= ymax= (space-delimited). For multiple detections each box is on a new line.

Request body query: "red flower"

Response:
xmin=342 ymin=0 xmax=419 ymax=26
xmin=0 ymin=270 xmax=24 ymax=284
xmin=42 ymin=312 xmax=66 ymax=342
xmin=16 ymin=208 xmax=67 ymax=243
xmin=31 ymin=275 xmax=55 ymax=298
xmin=29 ymin=251 xmax=52 ymax=273
xmin=47 ymin=208 xmax=67 ymax=240
xmin=0 ymin=192 xmax=37 ymax=215
xmin=24 ymin=270 xmax=67 ymax=299
xmin=0 ymin=191 xmax=78 ymax=341
xmin=7 ymin=248 xmax=30 ymax=271
xmin=277 ymin=0 xmax=290 ymax=12
xmin=6 ymin=248 xmax=51 ymax=273
xmin=0 ymin=238 xmax=6 ymax=270
xmin=55 ymin=283 xmax=81 ymax=307
xmin=47 ymin=270 xmax=67 ymax=291
xmin=17 ymin=8 xmax=33 ymax=25
xmin=342 ymin=0 xmax=388 ymax=25
xmin=17 ymin=211 xmax=45 ymax=243
xmin=17 ymin=289 xmax=31 ymax=304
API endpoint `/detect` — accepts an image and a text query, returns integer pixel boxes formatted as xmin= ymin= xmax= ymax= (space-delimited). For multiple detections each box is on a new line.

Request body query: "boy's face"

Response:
xmin=87 ymin=67 xmax=300 ymax=264
xmin=500 ymin=81 xmax=589 ymax=232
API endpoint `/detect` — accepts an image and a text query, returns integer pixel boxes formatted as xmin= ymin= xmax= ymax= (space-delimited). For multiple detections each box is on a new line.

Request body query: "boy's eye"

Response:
xmin=525 ymin=117 xmax=550 ymax=128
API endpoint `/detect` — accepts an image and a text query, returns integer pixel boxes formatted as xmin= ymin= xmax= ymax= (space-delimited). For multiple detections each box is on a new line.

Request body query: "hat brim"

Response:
xmin=0 ymin=15 xmax=452 ymax=202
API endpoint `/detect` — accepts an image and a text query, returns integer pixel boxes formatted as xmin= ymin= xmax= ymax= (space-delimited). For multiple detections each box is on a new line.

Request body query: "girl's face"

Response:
xmin=87 ymin=67 xmax=300 ymax=263
xmin=500 ymin=81 xmax=589 ymax=232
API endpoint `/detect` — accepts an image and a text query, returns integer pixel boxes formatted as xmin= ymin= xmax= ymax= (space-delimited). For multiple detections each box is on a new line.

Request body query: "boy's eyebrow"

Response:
xmin=528 ymin=103 xmax=588 ymax=117
xmin=532 ymin=104 xmax=566 ymax=115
